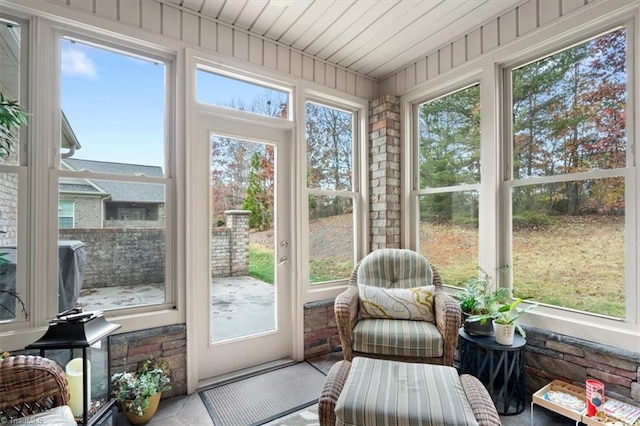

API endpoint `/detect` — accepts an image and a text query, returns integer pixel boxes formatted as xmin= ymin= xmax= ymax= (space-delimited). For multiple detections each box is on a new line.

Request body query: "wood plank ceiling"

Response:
xmin=160 ymin=0 xmax=521 ymax=80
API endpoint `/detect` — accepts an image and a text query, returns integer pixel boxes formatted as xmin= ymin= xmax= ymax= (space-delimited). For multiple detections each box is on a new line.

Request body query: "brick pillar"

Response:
xmin=225 ymin=210 xmax=250 ymax=276
xmin=369 ymin=95 xmax=401 ymax=251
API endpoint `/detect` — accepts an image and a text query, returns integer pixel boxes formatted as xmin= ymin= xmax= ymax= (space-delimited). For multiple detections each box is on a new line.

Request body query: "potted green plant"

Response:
xmin=468 ymin=298 xmax=537 ymax=345
xmin=111 ymin=359 xmax=171 ymax=425
xmin=454 ymin=269 xmax=509 ymax=336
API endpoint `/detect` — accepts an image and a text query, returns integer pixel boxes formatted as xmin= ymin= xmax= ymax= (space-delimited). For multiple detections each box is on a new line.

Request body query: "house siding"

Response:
xmin=18 ymin=0 xmax=377 ymax=100
xmin=380 ymin=0 xmax=598 ymax=96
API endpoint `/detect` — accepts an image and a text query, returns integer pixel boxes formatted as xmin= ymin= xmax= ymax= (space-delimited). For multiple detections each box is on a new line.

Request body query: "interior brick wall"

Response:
xmin=369 ymin=95 xmax=401 ymax=251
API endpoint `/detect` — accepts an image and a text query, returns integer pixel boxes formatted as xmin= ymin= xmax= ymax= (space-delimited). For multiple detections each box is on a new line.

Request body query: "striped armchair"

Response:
xmin=334 ymin=249 xmax=461 ymax=366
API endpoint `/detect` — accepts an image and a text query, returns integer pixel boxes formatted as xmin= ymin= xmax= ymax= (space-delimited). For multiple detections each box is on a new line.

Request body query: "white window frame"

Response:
xmin=410 ymin=82 xmax=483 ymax=286
xmin=402 ymin=2 xmax=639 ymax=352
xmin=0 ymin=16 xmax=181 ymax=351
xmin=301 ymin=90 xmax=368 ymax=302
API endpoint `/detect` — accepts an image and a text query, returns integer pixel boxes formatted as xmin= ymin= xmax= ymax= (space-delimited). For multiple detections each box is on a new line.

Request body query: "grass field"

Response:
xmin=248 ymin=215 xmax=625 ymax=318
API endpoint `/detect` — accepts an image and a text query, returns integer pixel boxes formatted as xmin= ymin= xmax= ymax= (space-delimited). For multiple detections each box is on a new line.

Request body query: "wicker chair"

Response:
xmin=335 ymin=248 xmax=461 ymax=366
xmin=0 ymin=355 xmax=73 ymax=422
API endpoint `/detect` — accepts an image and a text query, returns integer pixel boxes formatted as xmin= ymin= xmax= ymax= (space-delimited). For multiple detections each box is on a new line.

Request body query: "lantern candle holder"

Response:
xmin=26 ymin=309 xmax=120 ymax=425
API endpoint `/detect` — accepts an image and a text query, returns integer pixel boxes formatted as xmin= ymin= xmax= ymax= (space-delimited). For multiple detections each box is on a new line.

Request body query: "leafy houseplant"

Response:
xmin=468 ymin=298 xmax=537 ymax=344
xmin=454 ymin=269 xmax=510 ymax=336
xmin=111 ymin=359 xmax=171 ymax=424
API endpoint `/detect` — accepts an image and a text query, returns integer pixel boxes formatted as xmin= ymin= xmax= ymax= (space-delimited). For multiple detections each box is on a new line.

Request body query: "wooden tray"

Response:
xmin=532 ymin=380 xmax=587 ymax=422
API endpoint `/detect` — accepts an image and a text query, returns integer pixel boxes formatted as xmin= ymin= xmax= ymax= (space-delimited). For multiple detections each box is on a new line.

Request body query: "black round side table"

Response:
xmin=458 ymin=328 xmax=526 ymax=415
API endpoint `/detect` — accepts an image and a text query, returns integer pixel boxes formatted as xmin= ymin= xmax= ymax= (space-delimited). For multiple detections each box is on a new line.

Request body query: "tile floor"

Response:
xmin=115 ymin=351 xmax=576 ymax=425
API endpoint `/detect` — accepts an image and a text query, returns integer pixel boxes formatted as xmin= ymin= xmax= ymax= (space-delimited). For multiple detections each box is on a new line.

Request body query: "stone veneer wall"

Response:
xmin=369 ymin=95 xmax=401 ymax=251
xmin=524 ymin=327 xmax=640 ymax=404
xmin=110 ymin=324 xmax=186 ymax=399
xmin=303 ymin=299 xmax=340 ymax=359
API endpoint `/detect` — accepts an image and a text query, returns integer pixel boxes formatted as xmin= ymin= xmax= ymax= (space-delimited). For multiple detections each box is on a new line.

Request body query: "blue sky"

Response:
xmin=61 ymin=39 xmax=287 ymax=171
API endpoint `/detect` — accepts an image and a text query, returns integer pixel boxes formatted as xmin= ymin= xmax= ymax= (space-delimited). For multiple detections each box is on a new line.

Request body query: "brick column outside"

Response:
xmin=225 ymin=210 xmax=250 ymax=276
xmin=369 ymin=95 xmax=401 ymax=251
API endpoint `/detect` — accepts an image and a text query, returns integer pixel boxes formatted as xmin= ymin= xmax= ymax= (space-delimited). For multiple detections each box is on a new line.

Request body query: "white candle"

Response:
xmin=65 ymin=358 xmax=91 ymax=417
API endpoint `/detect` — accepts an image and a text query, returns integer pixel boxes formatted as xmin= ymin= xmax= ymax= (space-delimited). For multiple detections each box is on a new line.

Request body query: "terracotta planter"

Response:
xmin=124 ymin=392 xmax=162 ymax=425
xmin=462 ymin=312 xmax=494 ymax=336
xmin=494 ymin=323 xmax=515 ymax=345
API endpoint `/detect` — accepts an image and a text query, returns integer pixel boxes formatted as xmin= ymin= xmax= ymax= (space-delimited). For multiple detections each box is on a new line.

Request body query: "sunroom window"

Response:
xmin=507 ymin=28 xmax=627 ymax=318
xmin=57 ymin=37 xmax=169 ymax=313
xmin=416 ymin=84 xmax=481 ymax=286
xmin=0 ymin=18 xmax=25 ymax=323
xmin=305 ymin=101 xmax=356 ymax=285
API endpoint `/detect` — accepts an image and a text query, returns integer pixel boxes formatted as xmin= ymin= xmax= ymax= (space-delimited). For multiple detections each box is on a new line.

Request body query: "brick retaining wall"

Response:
xmin=60 ymin=228 xmax=164 ymax=288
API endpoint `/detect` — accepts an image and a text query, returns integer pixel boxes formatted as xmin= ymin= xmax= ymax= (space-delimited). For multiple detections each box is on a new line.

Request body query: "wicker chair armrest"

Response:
xmin=460 ymin=374 xmax=501 ymax=426
xmin=0 ymin=355 xmax=71 ymax=419
xmin=434 ymin=291 xmax=461 ymax=366
xmin=319 ymin=360 xmax=351 ymax=426
xmin=334 ymin=285 xmax=360 ymax=361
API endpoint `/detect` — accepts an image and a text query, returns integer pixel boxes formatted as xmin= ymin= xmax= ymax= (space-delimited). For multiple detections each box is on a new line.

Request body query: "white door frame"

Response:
xmin=187 ymin=107 xmax=296 ymax=386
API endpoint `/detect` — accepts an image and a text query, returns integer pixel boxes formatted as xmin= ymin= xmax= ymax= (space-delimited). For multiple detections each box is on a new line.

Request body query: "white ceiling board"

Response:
xmin=200 ymin=0 xmax=225 ymax=19
xmin=264 ymin=1 xmax=320 ymax=42
xmin=305 ymin=0 xmax=392 ymax=57
xmin=233 ymin=0 xmax=269 ymax=30
xmin=367 ymin=0 xmax=521 ymax=78
xmin=180 ymin=0 xmax=529 ymax=80
xmin=218 ymin=0 xmax=249 ymax=25
xmin=328 ymin=0 xmax=443 ymax=67
xmin=180 ymin=0 xmax=205 ymax=13
xmin=352 ymin=0 xmax=485 ymax=75
xmin=290 ymin=0 xmax=356 ymax=50
xmin=248 ymin=4 xmax=286 ymax=35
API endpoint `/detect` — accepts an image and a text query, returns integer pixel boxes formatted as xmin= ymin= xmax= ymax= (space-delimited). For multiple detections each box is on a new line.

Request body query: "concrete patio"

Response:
xmin=77 ymin=276 xmax=275 ymax=342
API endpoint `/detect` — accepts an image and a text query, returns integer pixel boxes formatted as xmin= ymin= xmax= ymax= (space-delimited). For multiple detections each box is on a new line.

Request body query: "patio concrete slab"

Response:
xmin=76 ymin=276 xmax=275 ymax=342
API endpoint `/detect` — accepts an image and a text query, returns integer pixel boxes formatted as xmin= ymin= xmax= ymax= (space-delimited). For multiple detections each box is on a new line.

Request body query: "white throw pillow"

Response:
xmin=358 ymin=285 xmax=436 ymax=322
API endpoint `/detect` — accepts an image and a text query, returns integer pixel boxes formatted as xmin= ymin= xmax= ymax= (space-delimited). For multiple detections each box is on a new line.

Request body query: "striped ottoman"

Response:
xmin=319 ymin=358 xmax=501 ymax=426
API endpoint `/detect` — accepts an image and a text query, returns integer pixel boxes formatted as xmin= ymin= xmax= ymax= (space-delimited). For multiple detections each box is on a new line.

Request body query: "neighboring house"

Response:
xmin=60 ymin=158 xmax=165 ymax=229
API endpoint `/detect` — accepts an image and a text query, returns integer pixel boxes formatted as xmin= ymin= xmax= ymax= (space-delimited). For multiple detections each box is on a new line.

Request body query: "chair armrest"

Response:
xmin=460 ymin=374 xmax=501 ymax=426
xmin=334 ymin=285 xmax=359 ymax=361
xmin=319 ymin=360 xmax=351 ymax=426
xmin=0 ymin=355 xmax=71 ymax=419
xmin=434 ymin=292 xmax=461 ymax=366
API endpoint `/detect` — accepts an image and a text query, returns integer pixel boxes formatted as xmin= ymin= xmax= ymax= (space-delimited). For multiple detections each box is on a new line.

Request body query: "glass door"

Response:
xmin=191 ymin=114 xmax=292 ymax=381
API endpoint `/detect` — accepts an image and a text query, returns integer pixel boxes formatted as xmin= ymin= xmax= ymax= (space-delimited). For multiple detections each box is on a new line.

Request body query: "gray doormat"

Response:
xmin=199 ymin=362 xmax=326 ymax=426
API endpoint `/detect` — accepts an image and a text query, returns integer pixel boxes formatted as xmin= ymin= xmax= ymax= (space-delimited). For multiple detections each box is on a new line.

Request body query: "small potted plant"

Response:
xmin=468 ymin=298 xmax=537 ymax=345
xmin=454 ymin=269 xmax=509 ymax=336
xmin=111 ymin=359 xmax=171 ymax=425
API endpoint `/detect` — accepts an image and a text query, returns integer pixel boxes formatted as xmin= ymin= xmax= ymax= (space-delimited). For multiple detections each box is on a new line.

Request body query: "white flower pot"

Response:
xmin=494 ymin=322 xmax=515 ymax=345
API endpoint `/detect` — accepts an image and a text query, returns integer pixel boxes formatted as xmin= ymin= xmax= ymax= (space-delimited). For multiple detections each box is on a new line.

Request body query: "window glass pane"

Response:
xmin=418 ymin=85 xmax=480 ymax=188
xmin=0 ymin=172 xmax=20 ymax=321
xmin=511 ymin=178 xmax=624 ymax=318
xmin=59 ymin=179 xmax=166 ymax=313
xmin=0 ymin=20 xmax=21 ymax=165
xmin=59 ymin=36 xmax=168 ymax=314
xmin=306 ymin=102 xmax=353 ymax=191
xmin=60 ymin=38 xmax=165 ymax=172
xmin=418 ymin=191 xmax=478 ymax=286
xmin=309 ymin=195 xmax=353 ymax=284
xmin=512 ymin=28 xmax=626 ymax=178
xmin=196 ymin=69 xmax=288 ymax=119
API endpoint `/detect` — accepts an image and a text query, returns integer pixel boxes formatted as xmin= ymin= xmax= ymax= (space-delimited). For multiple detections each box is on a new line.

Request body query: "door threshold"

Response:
xmin=197 ymin=357 xmax=294 ymax=390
